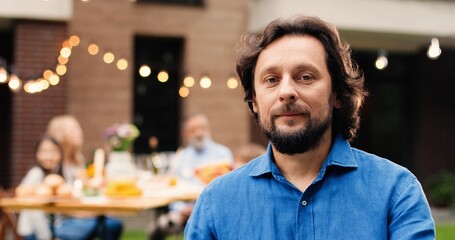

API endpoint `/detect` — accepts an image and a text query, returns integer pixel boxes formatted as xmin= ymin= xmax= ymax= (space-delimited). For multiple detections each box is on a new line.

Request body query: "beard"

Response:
xmin=189 ymin=136 xmax=208 ymax=151
xmin=261 ymin=102 xmax=331 ymax=155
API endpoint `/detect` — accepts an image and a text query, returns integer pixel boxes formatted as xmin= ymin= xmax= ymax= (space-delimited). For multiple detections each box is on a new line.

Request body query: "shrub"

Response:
xmin=425 ymin=171 xmax=455 ymax=208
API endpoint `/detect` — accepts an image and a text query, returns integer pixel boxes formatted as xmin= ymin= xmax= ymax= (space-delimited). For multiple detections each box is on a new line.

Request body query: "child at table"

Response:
xmin=16 ymin=136 xmax=65 ymax=240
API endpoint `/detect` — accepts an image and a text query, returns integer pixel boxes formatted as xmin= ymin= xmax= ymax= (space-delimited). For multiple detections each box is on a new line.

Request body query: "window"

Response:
xmin=133 ymin=36 xmax=184 ymax=153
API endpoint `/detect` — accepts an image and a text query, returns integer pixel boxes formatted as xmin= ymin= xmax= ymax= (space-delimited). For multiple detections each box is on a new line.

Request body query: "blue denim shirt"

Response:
xmin=185 ymin=135 xmax=435 ymax=239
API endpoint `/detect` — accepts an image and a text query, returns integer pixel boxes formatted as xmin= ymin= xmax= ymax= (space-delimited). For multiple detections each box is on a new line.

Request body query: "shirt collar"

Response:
xmin=249 ymin=134 xmax=357 ymax=177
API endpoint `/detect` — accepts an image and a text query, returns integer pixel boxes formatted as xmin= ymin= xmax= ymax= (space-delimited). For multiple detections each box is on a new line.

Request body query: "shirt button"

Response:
xmin=301 ymin=200 xmax=307 ymax=206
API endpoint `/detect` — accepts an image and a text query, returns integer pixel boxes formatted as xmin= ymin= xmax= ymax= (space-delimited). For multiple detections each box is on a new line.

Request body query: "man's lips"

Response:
xmin=277 ymin=112 xmax=303 ymax=117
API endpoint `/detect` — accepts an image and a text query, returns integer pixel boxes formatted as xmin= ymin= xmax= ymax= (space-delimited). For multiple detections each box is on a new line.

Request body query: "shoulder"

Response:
xmin=350 ymin=148 xmax=418 ymax=196
xmin=352 ymin=148 xmax=413 ymax=177
xmin=21 ymin=167 xmax=45 ymax=185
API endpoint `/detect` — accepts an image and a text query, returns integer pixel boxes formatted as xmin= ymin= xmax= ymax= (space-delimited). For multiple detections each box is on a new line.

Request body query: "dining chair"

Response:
xmin=0 ymin=187 xmax=22 ymax=240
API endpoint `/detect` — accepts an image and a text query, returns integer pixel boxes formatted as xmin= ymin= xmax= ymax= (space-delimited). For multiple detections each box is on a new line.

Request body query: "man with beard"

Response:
xmin=185 ymin=16 xmax=435 ymax=239
xmin=148 ymin=113 xmax=233 ymax=240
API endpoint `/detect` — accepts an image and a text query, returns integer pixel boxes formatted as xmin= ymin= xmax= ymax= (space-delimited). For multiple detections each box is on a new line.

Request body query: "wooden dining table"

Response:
xmin=0 ymin=180 xmax=203 ymax=240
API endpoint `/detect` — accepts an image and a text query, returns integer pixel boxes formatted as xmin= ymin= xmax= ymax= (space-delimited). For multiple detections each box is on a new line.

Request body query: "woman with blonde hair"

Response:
xmin=46 ymin=114 xmax=84 ymax=183
xmin=46 ymin=114 xmax=123 ymax=240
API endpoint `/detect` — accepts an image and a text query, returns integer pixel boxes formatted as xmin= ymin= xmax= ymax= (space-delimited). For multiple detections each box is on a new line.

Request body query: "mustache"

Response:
xmin=270 ymin=103 xmax=310 ymax=118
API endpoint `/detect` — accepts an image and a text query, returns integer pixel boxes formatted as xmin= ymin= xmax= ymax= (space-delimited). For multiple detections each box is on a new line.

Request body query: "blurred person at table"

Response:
xmin=185 ymin=16 xmax=435 ymax=239
xmin=46 ymin=114 xmax=123 ymax=240
xmin=232 ymin=143 xmax=266 ymax=170
xmin=16 ymin=136 xmax=65 ymax=240
xmin=148 ymin=113 xmax=233 ymax=240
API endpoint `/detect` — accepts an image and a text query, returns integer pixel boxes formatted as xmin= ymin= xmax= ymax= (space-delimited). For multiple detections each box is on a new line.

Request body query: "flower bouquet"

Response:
xmin=103 ymin=123 xmax=140 ymax=151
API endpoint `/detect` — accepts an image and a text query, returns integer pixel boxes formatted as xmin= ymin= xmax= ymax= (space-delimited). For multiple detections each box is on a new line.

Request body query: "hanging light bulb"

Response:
xmin=183 ymin=75 xmax=195 ymax=87
xmin=226 ymin=75 xmax=239 ymax=89
xmin=427 ymin=37 xmax=442 ymax=60
xmin=139 ymin=65 xmax=151 ymax=77
xmin=200 ymin=75 xmax=212 ymax=89
xmin=179 ymin=86 xmax=190 ymax=97
xmin=0 ymin=67 xmax=8 ymax=83
xmin=375 ymin=50 xmax=388 ymax=70
xmin=157 ymin=70 xmax=169 ymax=83
xmin=8 ymin=74 xmax=22 ymax=92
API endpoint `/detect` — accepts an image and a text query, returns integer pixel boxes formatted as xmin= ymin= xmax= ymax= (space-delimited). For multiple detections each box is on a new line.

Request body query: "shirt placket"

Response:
xmin=296 ymin=190 xmax=314 ymax=240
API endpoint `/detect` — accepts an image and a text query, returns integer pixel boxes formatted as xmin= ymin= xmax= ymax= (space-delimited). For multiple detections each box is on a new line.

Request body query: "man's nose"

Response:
xmin=278 ymin=77 xmax=298 ymax=103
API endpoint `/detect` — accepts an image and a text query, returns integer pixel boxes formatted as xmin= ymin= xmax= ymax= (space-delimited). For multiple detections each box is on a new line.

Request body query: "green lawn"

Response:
xmin=122 ymin=230 xmax=182 ymax=240
xmin=121 ymin=226 xmax=454 ymax=240
xmin=437 ymin=225 xmax=455 ymax=240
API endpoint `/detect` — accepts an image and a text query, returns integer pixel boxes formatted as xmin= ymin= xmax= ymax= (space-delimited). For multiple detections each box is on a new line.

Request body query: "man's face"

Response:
xmin=185 ymin=115 xmax=210 ymax=150
xmin=252 ymin=35 xmax=338 ymax=155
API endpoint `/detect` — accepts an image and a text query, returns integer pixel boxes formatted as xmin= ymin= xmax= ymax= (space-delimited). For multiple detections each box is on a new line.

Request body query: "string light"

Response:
xmin=8 ymin=74 xmax=21 ymax=92
xmin=69 ymin=35 xmax=80 ymax=47
xmin=38 ymin=78 xmax=50 ymax=90
xmin=226 ymin=76 xmax=239 ymax=89
xmin=157 ymin=70 xmax=169 ymax=83
xmin=427 ymin=37 xmax=442 ymax=60
xmin=103 ymin=52 xmax=115 ymax=64
xmin=183 ymin=76 xmax=195 ymax=87
xmin=49 ymin=74 xmax=60 ymax=85
xmin=60 ymin=47 xmax=72 ymax=58
xmin=0 ymin=67 xmax=7 ymax=83
xmin=58 ymin=55 xmax=69 ymax=65
xmin=199 ymin=75 xmax=211 ymax=89
xmin=56 ymin=64 xmax=67 ymax=76
xmin=375 ymin=50 xmax=388 ymax=70
xmin=117 ymin=58 xmax=128 ymax=70
xmin=88 ymin=44 xmax=99 ymax=55
xmin=139 ymin=65 xmax=151 ymax=77
xmin=179 ymin=86 xmax=190 ymax=97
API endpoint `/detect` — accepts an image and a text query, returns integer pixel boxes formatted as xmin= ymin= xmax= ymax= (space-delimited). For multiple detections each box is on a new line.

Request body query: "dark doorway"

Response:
xmin=133 ymin=36 xmax=183 ymax=153
xmin=0 ymin=29 xmax=13 ymax=188
xmin=351 ymin=50 xmax=416 ymax=171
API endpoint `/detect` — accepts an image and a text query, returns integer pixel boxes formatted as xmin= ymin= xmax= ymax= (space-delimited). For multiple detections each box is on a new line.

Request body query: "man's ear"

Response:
xmin=252 ymin=99 xmax=259 ymax=113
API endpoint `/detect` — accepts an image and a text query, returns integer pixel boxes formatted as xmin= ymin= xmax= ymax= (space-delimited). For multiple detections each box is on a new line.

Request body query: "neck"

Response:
xmin=272 ymin=128 xmax=333 ymax=192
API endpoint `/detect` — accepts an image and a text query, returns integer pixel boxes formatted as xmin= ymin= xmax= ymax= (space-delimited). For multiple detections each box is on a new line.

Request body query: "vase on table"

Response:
xmin=105 ymin=151 xmax=137 ymax=181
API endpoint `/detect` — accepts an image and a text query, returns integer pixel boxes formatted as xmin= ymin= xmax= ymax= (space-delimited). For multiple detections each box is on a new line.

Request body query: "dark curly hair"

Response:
xmin=236 ymin=15 xmax=368 ymax=141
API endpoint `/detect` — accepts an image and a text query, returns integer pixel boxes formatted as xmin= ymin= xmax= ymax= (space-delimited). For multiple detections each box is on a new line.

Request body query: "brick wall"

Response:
xmin=67 ymin=0 xmax=251 ymax=159
xmin=10 ymin=20 xmax=67 ymax=186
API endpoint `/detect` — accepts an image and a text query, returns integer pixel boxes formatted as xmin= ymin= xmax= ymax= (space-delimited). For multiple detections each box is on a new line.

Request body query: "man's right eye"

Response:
xmin=264 ymin=77 xmax=278 ymax=84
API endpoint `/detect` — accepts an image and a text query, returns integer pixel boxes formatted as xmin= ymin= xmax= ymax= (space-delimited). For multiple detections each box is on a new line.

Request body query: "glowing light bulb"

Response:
xmin=103 ymin=52 xmax=115 ymax=64
xmin=69 ymin=35 xmax=80 ymax=47
xmin=226 ymin=76 xmax=239 ymax=89
xmin=8 ymin=74 xmax=21 ymax=92
xmin=88 ymin=44 xmax=99 ymax=55
xmin=427 ymin=38 xmax=442 ymax=60
xmin=117 ymin=58 xmax=128 ymax=70
xmin=183 ymin=76 xmax=195 ymax=87
xmin=139 ymin=65 xmax=151 ymax=77
xmin=157 ymin=71 xmax=169 ymax=82
xmin=200 ymin=76 xmax=212 ymax=89
xmin=58 ymin=55 xmax=69 ymax=65
xmin=49 ymin=74 xmax=60 ymax=85
xmin=56 ymin=64 xmax=67 ymax=76
xmin=60 ymin=47 xmax=72 ymax=58
xmin=0 ymin=67 xmax=8 ymax=83
xmin=179 ymin=86 xmax=190 ymax=97
xmin=375 ymin=50 xmax=388 ymax=70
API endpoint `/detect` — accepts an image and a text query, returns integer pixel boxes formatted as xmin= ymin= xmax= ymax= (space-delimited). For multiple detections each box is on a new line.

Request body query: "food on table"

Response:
xmin=105 ymin=179 xmax=142 ymax=197
xmin=15 ymin=185 xmax=35 ymax=197
xmin=35 ymin=184 xmax=53 ymax=198
xmin=15 ymin=174 xmax=73 ymax=199
xmin=43 ymin=174 xmax=65 ymax=189
xmin=56 ymin=184 xmax=73 ymax=198
xmin=194 ymin=162 xmax=232 ymax=184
